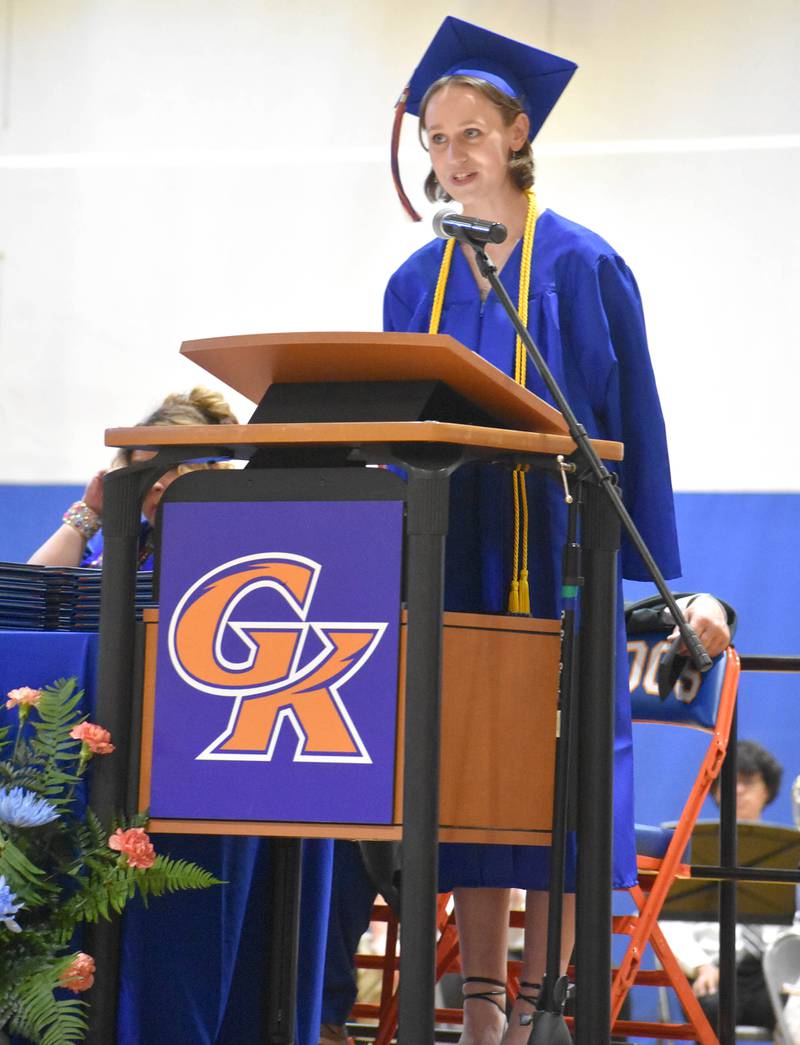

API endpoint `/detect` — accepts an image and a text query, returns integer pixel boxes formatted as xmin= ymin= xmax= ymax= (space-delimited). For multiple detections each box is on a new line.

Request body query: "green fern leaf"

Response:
xmin=7 ymin=954 xmax=88 ymax=1045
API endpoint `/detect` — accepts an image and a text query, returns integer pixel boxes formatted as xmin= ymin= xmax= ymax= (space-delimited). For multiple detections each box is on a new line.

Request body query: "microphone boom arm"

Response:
xmin=467 ymin=236 xmax=711 ymax=673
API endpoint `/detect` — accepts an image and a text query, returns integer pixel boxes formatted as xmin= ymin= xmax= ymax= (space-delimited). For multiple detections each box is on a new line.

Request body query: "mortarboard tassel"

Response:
xmin=391 ymin=86 xmax=423 ymax=222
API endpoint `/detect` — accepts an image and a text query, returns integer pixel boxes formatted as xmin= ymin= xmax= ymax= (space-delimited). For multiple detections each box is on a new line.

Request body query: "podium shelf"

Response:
xmin=105 ymin=420 xmax=624 ymax=462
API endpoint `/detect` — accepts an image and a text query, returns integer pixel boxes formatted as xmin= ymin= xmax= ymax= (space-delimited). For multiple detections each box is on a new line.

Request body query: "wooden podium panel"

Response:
xmin=437 ymin=613 xmax=559 ymax=844
xmin=140 ymin=609 xmax=558 ymax=845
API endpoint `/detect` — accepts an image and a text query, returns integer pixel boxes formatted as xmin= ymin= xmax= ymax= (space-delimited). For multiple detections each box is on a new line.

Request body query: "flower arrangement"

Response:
xmin=0 ymin=679 xmax=221 ymax=1044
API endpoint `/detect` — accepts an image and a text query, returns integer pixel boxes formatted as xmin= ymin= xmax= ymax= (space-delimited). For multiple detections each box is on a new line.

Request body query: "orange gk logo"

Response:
xmin=167 ymin=553 xmax=386 ymax=763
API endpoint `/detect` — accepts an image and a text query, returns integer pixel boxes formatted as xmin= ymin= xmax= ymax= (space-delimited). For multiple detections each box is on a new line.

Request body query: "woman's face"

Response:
xmin=141 ymin=471 xmax=179 ymax=524
xmin=129 ymin=450 xmax=179 ymax=524
xmin=735 ymin=772 xmax=770 ymax=821
xmin=423 ymin=83 xmax=528 ymax=206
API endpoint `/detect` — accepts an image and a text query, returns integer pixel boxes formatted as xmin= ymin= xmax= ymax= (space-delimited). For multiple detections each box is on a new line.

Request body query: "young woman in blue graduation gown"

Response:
xmin=384 ymin=65 xmax=681 ymax=1045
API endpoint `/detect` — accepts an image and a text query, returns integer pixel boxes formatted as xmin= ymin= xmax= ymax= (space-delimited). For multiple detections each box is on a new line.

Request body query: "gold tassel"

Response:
xmin=519 ymin=569 xmax=531 ymax=614
xmin=507 ymin=579 xmax=520 ymax=614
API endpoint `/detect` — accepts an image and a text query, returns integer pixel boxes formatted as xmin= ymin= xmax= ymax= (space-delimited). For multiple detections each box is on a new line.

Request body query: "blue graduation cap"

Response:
xmin=392 ymin=16 xmax=578 ymax=220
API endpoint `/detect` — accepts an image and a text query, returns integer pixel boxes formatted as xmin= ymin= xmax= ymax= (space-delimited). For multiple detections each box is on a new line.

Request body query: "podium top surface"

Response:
xmin=104 ymin=420 xmax=624 ymax=462
xmin=180 ymin=331 xmax=568 ymax=436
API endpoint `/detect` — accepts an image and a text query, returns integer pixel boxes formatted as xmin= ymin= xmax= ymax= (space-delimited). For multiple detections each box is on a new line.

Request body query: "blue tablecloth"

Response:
xmin=0 ymin=631 xmax=333 ymax=1045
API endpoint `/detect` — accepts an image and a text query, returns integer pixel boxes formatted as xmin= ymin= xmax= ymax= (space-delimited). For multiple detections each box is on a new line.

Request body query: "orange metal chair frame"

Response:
xmin=611 ymin=645 xmax=741 ymax=1043
xmin=351 ymin=647 xmax=740 ymax=1043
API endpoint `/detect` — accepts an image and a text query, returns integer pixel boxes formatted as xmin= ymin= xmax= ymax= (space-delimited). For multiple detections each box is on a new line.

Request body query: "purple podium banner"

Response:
xmin=151 ymin=499 xmax=404 ymax=825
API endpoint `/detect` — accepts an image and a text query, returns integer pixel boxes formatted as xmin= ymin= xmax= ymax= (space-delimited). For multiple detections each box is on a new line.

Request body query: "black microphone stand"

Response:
xmin=462 ymin=234 xmax=711 ymax=1045
xmin=467 ymin=235 xmax=708 ymax=669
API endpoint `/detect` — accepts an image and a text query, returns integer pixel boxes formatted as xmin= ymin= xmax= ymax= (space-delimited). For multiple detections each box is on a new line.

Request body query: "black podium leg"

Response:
xmin=575 ymin=481 xmax=619 ymax=1045
xmin=398 ymin=467 xmax=449 ymax=1045
xmin=85 ymin=465 xmax=153 ymax=1045
xmin=266 ymin=838 xmax=303 ymax=1045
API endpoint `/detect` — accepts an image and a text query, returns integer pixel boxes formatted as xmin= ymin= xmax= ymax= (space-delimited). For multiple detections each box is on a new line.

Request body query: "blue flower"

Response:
xmin=0 ymin=787 xmax=59 ymax=828
xmin=0 ymin=874 xmax=23 ymax=932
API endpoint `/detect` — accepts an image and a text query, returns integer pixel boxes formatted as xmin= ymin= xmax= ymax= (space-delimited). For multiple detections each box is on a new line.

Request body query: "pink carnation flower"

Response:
xmin=108 ymin=827 xmax=156 ymax=869
xmin=69 ymin=722 xmax=115 ymax=755
xmin=60 ymin=952 xmax=95 ymax=993
xmin=5 ymin=687 xmax=42 ymax=710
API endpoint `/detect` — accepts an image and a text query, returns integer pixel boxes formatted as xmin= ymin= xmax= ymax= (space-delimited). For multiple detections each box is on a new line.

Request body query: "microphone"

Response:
xmin=433 ymin=210 xmax=507 ymax=245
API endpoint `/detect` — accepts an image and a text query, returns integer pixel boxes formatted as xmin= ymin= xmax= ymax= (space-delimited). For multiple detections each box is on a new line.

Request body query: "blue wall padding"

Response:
xmin=1 ymin=484 xmax=83 ymax=565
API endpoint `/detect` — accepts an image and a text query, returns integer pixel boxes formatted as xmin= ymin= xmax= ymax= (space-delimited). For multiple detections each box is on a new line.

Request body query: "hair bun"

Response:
xmin=187 ymin=387 xmax=238 ymax=425
xmin=138 ymin=387 xmax=238 ymax=429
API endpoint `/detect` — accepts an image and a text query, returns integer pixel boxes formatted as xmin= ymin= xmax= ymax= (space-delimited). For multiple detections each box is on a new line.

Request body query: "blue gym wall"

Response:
xmin=3 ymin=485 xmax=799 ymax=827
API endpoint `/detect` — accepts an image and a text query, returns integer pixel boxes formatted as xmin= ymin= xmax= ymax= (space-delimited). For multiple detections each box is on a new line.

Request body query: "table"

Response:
xmin=0 ymin=630 xmax=333 ymax=1045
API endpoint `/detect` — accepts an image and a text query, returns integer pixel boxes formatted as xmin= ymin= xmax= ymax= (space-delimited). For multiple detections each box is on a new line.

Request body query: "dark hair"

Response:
xmin=418 ymin=74 xmax=535 ymax=203
xmin=712 ymin=739 xmax=783 ymax=806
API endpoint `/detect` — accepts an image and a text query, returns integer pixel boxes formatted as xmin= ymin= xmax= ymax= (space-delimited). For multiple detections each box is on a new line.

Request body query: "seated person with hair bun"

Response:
xmin=28 ymin=387 xmax=237 ymax=570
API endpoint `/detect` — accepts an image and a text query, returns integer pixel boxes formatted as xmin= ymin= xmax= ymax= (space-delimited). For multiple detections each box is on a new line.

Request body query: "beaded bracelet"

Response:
xmin=62 ymin=501 xmax=101 ymax=540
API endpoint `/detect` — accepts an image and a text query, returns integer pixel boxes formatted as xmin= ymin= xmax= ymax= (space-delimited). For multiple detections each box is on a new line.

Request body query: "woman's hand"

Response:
xmin=670 ymin=594 xmax=731 ymax=659
xmin=693 ymin=962 xmax=719 ymax=997
xmin=27 ymin=468 xmax=106 ymax=567
xmin=82 ymin=469 xmax=107 ymax=518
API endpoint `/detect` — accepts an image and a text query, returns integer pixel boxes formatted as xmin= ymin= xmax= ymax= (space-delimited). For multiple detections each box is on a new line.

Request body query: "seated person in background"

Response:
xmin=28 ymin=387 xmax=237 ymax=570
xmin=660 ymin=740 xmax=785 ymax=1033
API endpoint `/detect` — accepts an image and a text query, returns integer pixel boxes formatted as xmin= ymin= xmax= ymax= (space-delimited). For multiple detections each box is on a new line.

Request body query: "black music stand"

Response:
xmin=661 ymin=820 xmax=800 ymax=925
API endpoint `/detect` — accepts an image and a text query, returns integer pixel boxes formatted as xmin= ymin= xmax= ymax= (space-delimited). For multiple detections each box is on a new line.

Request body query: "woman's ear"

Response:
xmin=140 ymin=480 xmax=165 ymax=523
xmin=510 ymin=111 xmax=530 ymax=151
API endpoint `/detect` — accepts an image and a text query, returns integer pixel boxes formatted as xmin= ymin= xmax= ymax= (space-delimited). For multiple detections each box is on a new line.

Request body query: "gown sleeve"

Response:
xmin=81 ymin=531 xmax=104 ymax=567
xmin=383 ymin=279 xmax=414 ymax=334
xmin=563 ymin=253 xmax=681 ymax=581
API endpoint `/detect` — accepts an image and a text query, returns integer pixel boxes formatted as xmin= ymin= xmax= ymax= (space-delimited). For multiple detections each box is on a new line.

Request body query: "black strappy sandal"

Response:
xmin=461 ymin=975 xmax=508 ymax=1016
xmin=515 ymin=981 xmax=542 ymax=1027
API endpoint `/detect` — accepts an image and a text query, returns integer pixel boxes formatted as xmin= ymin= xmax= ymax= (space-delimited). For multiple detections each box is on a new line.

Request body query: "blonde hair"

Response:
xmin=419 ymin=74 xmax=535 ymax=203
xmin=114 ymin=387 xmax=238 ymax=467
xmin=140 ymin=386 xmax=237 ymax=428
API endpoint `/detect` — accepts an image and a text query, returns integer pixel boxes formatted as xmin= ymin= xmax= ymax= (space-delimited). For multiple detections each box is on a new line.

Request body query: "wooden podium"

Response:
xmin=88 ymin=332 xmax=624 ymax=1045
xmin=138 ymin=606 xmax=562 ymax=846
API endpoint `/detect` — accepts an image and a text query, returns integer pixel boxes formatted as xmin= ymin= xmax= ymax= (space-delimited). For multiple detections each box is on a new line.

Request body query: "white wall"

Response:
xmin=1 ymin=0 xmax=798 ymax=488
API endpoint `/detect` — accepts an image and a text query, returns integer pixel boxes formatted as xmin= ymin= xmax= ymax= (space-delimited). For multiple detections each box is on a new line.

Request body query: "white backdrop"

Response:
xmin=0 ymin=0 xmax=798 ymax=489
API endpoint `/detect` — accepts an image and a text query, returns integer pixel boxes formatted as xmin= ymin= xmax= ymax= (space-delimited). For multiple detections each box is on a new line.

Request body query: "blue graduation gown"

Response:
xmin=384 ymin=208 xmax=681 ymax=889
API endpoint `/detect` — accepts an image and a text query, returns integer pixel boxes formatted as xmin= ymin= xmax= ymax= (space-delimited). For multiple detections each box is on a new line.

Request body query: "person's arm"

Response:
xmin=659 ymin=920 xmax=720 ymax=978
xmin=28 ymin=470 xmax=105 ymax=567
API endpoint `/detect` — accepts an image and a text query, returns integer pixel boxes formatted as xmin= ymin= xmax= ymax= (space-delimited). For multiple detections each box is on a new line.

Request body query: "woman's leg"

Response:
xmin=453 ymin=887 xmax=511 ymax=1045
xmin=502 ymin=890 xmax=576 ymax=1045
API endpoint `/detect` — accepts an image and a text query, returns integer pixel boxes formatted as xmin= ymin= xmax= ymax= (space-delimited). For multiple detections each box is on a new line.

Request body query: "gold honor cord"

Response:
xmin=428 ymin=236 xmax=455 ymax=334
xmin=428 ymin=190 xmax=539 ymax=615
